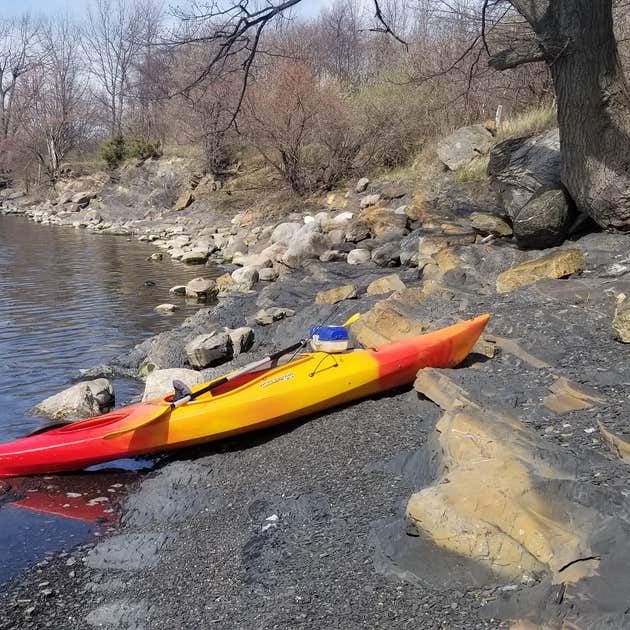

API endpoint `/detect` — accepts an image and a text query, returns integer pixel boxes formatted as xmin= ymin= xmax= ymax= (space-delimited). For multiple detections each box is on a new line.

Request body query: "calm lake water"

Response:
xmin=0 ymin=214 xmax=219 ymax=584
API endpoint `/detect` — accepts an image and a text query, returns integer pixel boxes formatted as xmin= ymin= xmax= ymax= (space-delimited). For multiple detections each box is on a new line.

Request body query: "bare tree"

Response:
xmin=0 ymin=15 xmax=39 ymax=139
xmin=84 ymin=0 xmax=149 ymax=136
xmin=171 ymin=0 xmax=403 ymax=125
xmin=166 ymin=38 xmax=241 ymax=176
xmin=127 ymin=1 xmax=167 ymax=141
xmin=314 ymin=0 xmax=366 ymax=86
xmin=23 ymin=15 xmax=89 ymax=185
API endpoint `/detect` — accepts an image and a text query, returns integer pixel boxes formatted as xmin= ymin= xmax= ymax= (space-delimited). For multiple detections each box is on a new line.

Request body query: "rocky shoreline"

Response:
xmin=2 ymin=129 xmax=630 ymax=629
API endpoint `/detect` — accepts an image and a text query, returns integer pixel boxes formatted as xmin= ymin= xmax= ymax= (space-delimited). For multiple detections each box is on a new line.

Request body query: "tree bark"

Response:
xmin=509 ymin=0 xmax=630 ymax=230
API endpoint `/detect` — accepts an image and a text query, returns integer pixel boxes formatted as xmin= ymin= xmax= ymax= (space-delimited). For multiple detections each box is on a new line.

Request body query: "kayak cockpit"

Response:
xmin=45 ymin=406 xmax=146 ymax=434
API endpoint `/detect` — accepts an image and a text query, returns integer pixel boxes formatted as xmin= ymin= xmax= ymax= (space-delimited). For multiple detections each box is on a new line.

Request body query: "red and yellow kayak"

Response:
xmin=0 ymin=314 xmax=489 ymax=478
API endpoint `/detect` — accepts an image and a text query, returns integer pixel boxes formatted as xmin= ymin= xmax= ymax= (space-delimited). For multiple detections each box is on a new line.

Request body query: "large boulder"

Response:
xmin=409 ymin=370 xmax=605 ymax=584
xmin=488 ymin=128 xmax=561 ymax=220
xmin=142 ymin=368 xmax=205 ymax=401
xmin=231 ymin=265 xmax=259 ymax=290
xmin=35 ymin=379 xmax=114 ymax=421
xmin=271 ymin=222 xmax=302 ymax=246
xmin=513 ymin=187 xmax=575 ymax=249
xmin=437 ymin=124 xmax=494 ymax=171
xmin=185 ymin=332 xmax=233 ymax=369
xmin=281 ymin=225 xmax=330 ymax=269
xmin=225 ymin=327 xmax=254 ymax=356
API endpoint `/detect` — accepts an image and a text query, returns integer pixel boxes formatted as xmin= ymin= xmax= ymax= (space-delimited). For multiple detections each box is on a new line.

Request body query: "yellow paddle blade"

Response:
xmin=342 ymin=312 xmax=361 ymax=327
xmin=103 ymin=403 xmax=172 ymax=440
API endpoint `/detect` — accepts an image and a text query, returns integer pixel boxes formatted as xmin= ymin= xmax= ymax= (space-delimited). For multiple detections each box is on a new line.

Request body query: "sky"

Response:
xmin=0 ymin=0 xmax=334 ymax=19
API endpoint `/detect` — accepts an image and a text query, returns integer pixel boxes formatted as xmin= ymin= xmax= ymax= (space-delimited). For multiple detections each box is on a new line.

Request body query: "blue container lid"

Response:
xmin=309 ymin=325 xmax=349 ymax=341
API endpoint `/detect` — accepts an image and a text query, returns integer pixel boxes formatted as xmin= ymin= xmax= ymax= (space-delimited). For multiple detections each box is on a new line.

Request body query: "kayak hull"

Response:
xmin=0 ymin=314 xmax=489 ymax=477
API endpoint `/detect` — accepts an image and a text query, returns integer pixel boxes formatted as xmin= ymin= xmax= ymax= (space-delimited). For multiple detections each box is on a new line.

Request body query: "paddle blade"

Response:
xmin=102 ymin=403 xmax=171 ymax=440
xmin=342 ymin=312 xmax=361 ymax=327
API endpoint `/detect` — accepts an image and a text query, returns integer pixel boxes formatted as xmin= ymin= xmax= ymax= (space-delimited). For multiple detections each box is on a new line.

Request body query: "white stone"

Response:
xmin=347 ymin=249 xmax=371 ymax=265
xmin=355 ymin=177 xmax=370 ymax=193
xmin=332 ymin=211 xmax=354 ymax=224
xmin=154 ymin=303 xmax=179 ymax=313
xmin=271 ymin=222 xmax=302 ymax=246
xmin=231 ymin=265 xmax=259 ymax=290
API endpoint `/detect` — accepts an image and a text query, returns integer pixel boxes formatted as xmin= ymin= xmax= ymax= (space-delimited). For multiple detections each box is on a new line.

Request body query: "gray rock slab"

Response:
xmin=86 ymin=599 xmax=151 ymax=629
xmin=86 ymin=534 xmax=167 ymax=571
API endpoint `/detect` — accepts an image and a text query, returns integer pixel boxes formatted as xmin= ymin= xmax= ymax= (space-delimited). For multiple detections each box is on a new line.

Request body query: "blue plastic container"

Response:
xmin=309 ymin=325 xmax=349 ymax=341
xmin=309 ymin=325 xmax=350 ymax=352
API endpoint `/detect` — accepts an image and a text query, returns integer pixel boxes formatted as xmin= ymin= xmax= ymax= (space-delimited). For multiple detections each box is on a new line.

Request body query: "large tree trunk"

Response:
xmin=509 ymin=0 xmax=630 ymax=230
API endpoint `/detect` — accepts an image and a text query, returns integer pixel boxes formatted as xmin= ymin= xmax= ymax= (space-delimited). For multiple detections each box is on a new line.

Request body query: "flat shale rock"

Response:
xmin=366 ymin=273 xmax=406 ymax=296
xmin=496 ymin=249 xmax=586 ymax=293
xmin=315 ymin=284 xmax=358 ymax=304
xmin=612 ymin=298 xmax=630 ymax=342
xmin=86 ymin=534 xmax=167 ymax=571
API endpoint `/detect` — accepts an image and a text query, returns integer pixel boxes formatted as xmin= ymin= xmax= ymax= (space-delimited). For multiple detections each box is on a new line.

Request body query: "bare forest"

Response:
xmin=0 ymin=0 xmax=628 ymax=196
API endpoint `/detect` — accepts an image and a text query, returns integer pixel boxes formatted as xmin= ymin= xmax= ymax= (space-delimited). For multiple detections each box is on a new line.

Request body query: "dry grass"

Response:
xmin=497 ymin=105 xmax=557 ymax=141
xmin=162 ymin=143 xmax=205 ymax=162
xmin=454 ymin=155 xmax=490 ymax=183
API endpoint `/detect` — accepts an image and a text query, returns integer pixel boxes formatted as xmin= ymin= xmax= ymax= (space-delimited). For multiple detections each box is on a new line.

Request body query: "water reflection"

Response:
xmin=0 ymin=214 xmax=220 ymax=584
xmin=0 ymin=470 xmax=139 ymax=585
xmin=0 ymin=214 xmax=220 ymax=439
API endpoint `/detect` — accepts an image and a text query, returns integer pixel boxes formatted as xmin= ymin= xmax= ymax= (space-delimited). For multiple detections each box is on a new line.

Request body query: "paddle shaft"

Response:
xmin=170 ymin=340 xmax=306 ymax=408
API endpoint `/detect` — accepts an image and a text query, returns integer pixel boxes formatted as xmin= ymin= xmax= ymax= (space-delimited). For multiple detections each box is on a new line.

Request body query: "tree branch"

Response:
xmin=370 ymin=0 xmax=408 ymax=50
xmin=489 ymin=42 xmax=546 ymax=70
